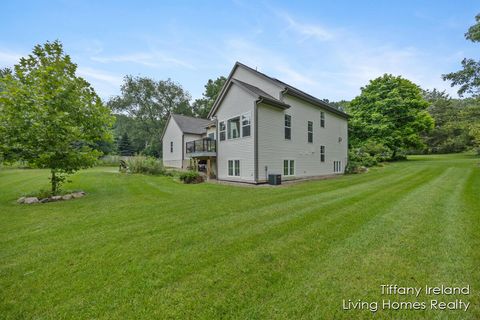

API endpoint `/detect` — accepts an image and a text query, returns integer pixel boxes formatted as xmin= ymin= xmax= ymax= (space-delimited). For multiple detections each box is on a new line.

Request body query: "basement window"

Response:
xmin=283 ymin=160 xmax=294 ymax=176
xmin=334 ymin=161 xmax=342 ymax=173
xmin=228 ymin=160 xmax=240 ymax=176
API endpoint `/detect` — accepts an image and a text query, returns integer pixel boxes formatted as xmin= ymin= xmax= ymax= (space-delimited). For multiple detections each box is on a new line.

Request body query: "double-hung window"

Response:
xmin=228 ymin=160 xmax=240 ymax=176
xmin=320 ymin=112 xmax=325 ymax=128
xmin=219 ymin=121 xmax=226 ymax=141
xmin=320 ymin=145 xmax=325 ymax=162
xmin=283 ymin=160 xmax=294 ymax=176
xmin=170 ymin=141 xmax=173 ymax=153
xmin=241 ymin=113 xmax=251 ymax=137
xmin=307 ymin=121 xmax=313 ymax=143
xmin=227 ymin=117 xmax=240 ymax=139
xmin=284 ymin=114 xmax=291 ymax=140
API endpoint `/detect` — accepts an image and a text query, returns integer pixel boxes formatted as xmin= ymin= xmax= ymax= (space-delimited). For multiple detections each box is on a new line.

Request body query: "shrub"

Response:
xmin=179 ymin=171 xmax=204 ymax=184
xmin=126 ymin=156 xmax=165 ymax=175
xmin=346 ymin=148 xmax=376 ymax=173
xmin=362 ymin=141 xmax=392 ymax=162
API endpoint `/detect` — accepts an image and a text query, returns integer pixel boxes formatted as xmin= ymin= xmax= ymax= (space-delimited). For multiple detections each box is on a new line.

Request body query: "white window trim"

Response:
xmin=307 ymin=121 xmax=313 ymax=143
xmin=227 ymin=159 xmax=241 ymax=177
xmin=320 ymin=111 xmax=325 ymax=128
xmin=320 ymin=145 xmax=325 ymax=162
xmin=334 ymin=160 xmax=342 ymax=173
xmin=223 ymin=112 xmax=252 ymax=140
xmin=219 ymin=121 xmax=226 ymax=141
xmin=241 ymin=112 xmax=251 ymax=138
xmin=283 ymin=159 xmax=295 ymax=176
xmin=284 ymin=114 xmax=292 ymax=141
xmin=227 ymin=116 xmax=241 ymax=140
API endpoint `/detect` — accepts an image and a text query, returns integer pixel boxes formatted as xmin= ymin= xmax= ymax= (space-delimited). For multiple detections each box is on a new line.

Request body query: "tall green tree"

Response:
xmin=443 ymin=14 xmax=480 ymax=97
xmin=192 ymin=76 xmax=226 ymax=118
xmin=117 ymin=132 xmax=134 ymax=156
xmin=422 ymin=90 xmax=478 ymax=153
xmin=0 ymin=40 xmax=113 ymax=194
xmin=0 ymin=68 xmax=11 ymax=92
xmin=108 ymin=76 xmax=193 ymax=157
xmin=349 ymin=74 xmax=434 ymax=159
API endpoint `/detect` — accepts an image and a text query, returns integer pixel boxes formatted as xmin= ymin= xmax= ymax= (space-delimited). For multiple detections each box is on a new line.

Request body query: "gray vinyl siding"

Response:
xmin=257 ymin=95 xmax=348 ymax=182
xmin=216 ymin=84 xmax=256 ymax=182
xmin=232 ymin=66 xmax=283 ymax=100
xmin=162 ymin=118 xmax=184 ymax=168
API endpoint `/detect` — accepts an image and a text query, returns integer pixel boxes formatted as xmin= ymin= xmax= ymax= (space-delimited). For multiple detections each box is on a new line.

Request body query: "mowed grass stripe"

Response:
xmin=0 ymin=153 xmax=478 ymax=319
xmin=143 ymin=165 xmax=447 ymax=318
xmin=264 ymin=167 xmax=468 ymax=319
xmin=0 ymin=165 xmax=433 ymax=289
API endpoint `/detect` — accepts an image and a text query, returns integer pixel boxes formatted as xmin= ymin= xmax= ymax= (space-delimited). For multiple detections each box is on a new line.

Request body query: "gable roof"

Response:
xmin=231 ymin=79 xmax=290 ymax=110
xmin=171 ymin=114 xmax=213 ymax=135
xmin=208 ymin=61 xmax=348 ymax=119
xmin=160 ymin=113 xmax=212 ymax=142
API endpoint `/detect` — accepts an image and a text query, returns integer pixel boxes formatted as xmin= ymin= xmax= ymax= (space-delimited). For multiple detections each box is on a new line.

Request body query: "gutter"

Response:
xmin=282 ymin=88 xmax=349 ymax=119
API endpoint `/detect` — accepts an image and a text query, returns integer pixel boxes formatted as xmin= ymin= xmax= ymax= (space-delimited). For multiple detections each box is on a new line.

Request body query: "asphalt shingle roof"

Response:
xmin=171 ymin=114 xmax=213 ymax=135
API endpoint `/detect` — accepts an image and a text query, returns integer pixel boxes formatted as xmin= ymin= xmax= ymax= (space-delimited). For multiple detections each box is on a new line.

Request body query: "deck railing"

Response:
xmin=185 ymin=138 xmax=216 ymax=154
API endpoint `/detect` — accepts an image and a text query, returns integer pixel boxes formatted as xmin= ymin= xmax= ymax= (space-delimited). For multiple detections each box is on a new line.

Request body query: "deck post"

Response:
xmin=207 ymin=158 xmax=211 ymax=180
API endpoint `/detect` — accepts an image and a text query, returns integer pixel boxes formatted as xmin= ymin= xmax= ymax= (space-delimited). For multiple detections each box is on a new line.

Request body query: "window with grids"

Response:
xmin=284 ymin=114 xmax=291 ymax=140
xmin=320 ymin=145 xmax=325 ymax=162
xmin=283 ymin=160 xmax=294 ymax=176
xmin=307 ymin=121 xmax=313 ymax=143
xmin=219 ymin=121 xmax=226 ymax=141
xmin=228 ymin=160 xmax=240 ymax=176
xmin=334 ymin=161 xmax=342 ymax=173
xmin=242 ymin=113 xmax=251 ymax=137
xmin=170 ymin=141 xmax=173 ymax=153
xmin=320 ymin=111 xmax=325 ymax=128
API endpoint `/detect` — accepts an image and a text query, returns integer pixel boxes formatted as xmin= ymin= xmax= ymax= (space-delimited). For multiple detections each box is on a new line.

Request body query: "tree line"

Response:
xmin=109 ymin=75 xmax=226 ymax=157
xmin=1 ymin=12 xmax=479 ymax=192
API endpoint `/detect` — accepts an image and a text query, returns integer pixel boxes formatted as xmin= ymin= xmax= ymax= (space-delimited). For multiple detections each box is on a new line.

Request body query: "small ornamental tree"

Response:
xmin=0 ymin=40 xmax=114 ymax=194
xmin=349 ymin=74 xmax=434 ymax=159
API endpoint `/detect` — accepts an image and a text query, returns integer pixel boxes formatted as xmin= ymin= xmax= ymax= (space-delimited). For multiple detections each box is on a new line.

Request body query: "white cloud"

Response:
xmin=276 ymin=11 xmax=334 ymax=41
xmin=77 ymin=67 xmax=123 ymax=99
xmin=91 ymin=51 xmax=195 ymax=69
xmin=77 ymin=67 xmax=122 ymax=86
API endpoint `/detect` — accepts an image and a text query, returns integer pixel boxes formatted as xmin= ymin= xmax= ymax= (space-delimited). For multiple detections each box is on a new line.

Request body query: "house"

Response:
xmin=161 ymin=62 xmax=348 ymax=183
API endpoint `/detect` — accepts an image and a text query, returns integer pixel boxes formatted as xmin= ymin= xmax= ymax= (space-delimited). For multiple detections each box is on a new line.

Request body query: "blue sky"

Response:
xmin=1 ymin=1 xmax=479 ymax=101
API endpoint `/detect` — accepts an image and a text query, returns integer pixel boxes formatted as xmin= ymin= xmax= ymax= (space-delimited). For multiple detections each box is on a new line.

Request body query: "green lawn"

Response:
xmin=1 ymin=153 xmax=479 ymax=319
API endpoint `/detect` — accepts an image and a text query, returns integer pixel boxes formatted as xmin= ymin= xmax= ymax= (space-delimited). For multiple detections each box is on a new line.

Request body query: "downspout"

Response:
xmin=254 ymin=100 xmax=259 ymax=183
xmin=182 ymin=134 xmax=184 ymax=169
xmin=215 ymin=118 xmax=218 ymax=179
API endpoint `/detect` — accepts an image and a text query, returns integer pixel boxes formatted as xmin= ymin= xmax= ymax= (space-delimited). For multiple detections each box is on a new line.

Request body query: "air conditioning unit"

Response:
xmin=268 ymin=174 xmax=282 ymax=185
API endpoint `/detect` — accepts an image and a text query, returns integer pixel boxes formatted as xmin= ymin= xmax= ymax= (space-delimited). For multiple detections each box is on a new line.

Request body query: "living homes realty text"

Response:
xmin=342 ymin=285 xmax=471 ymax=313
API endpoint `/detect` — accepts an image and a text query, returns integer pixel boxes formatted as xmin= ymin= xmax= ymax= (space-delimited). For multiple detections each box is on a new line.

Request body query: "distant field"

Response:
xmin=0 ymin=153 xmax=479 ymax=319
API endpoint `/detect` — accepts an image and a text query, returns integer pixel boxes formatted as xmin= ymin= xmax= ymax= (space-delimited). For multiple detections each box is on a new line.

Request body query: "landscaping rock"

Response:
xmin=62 ymin=194 xmax=73 ymax=200
xmin=39 ymin=198 xmax=50 ymax=203
xmin=51 ymin=195 xmax=62 ymax=201
xmin=17 ymin=197 xmax=26 ymax=204
xmin=24 ymin=197 xmax=39 ymax=204
xmin=71 ymin=192 xmax=85 ymax=199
